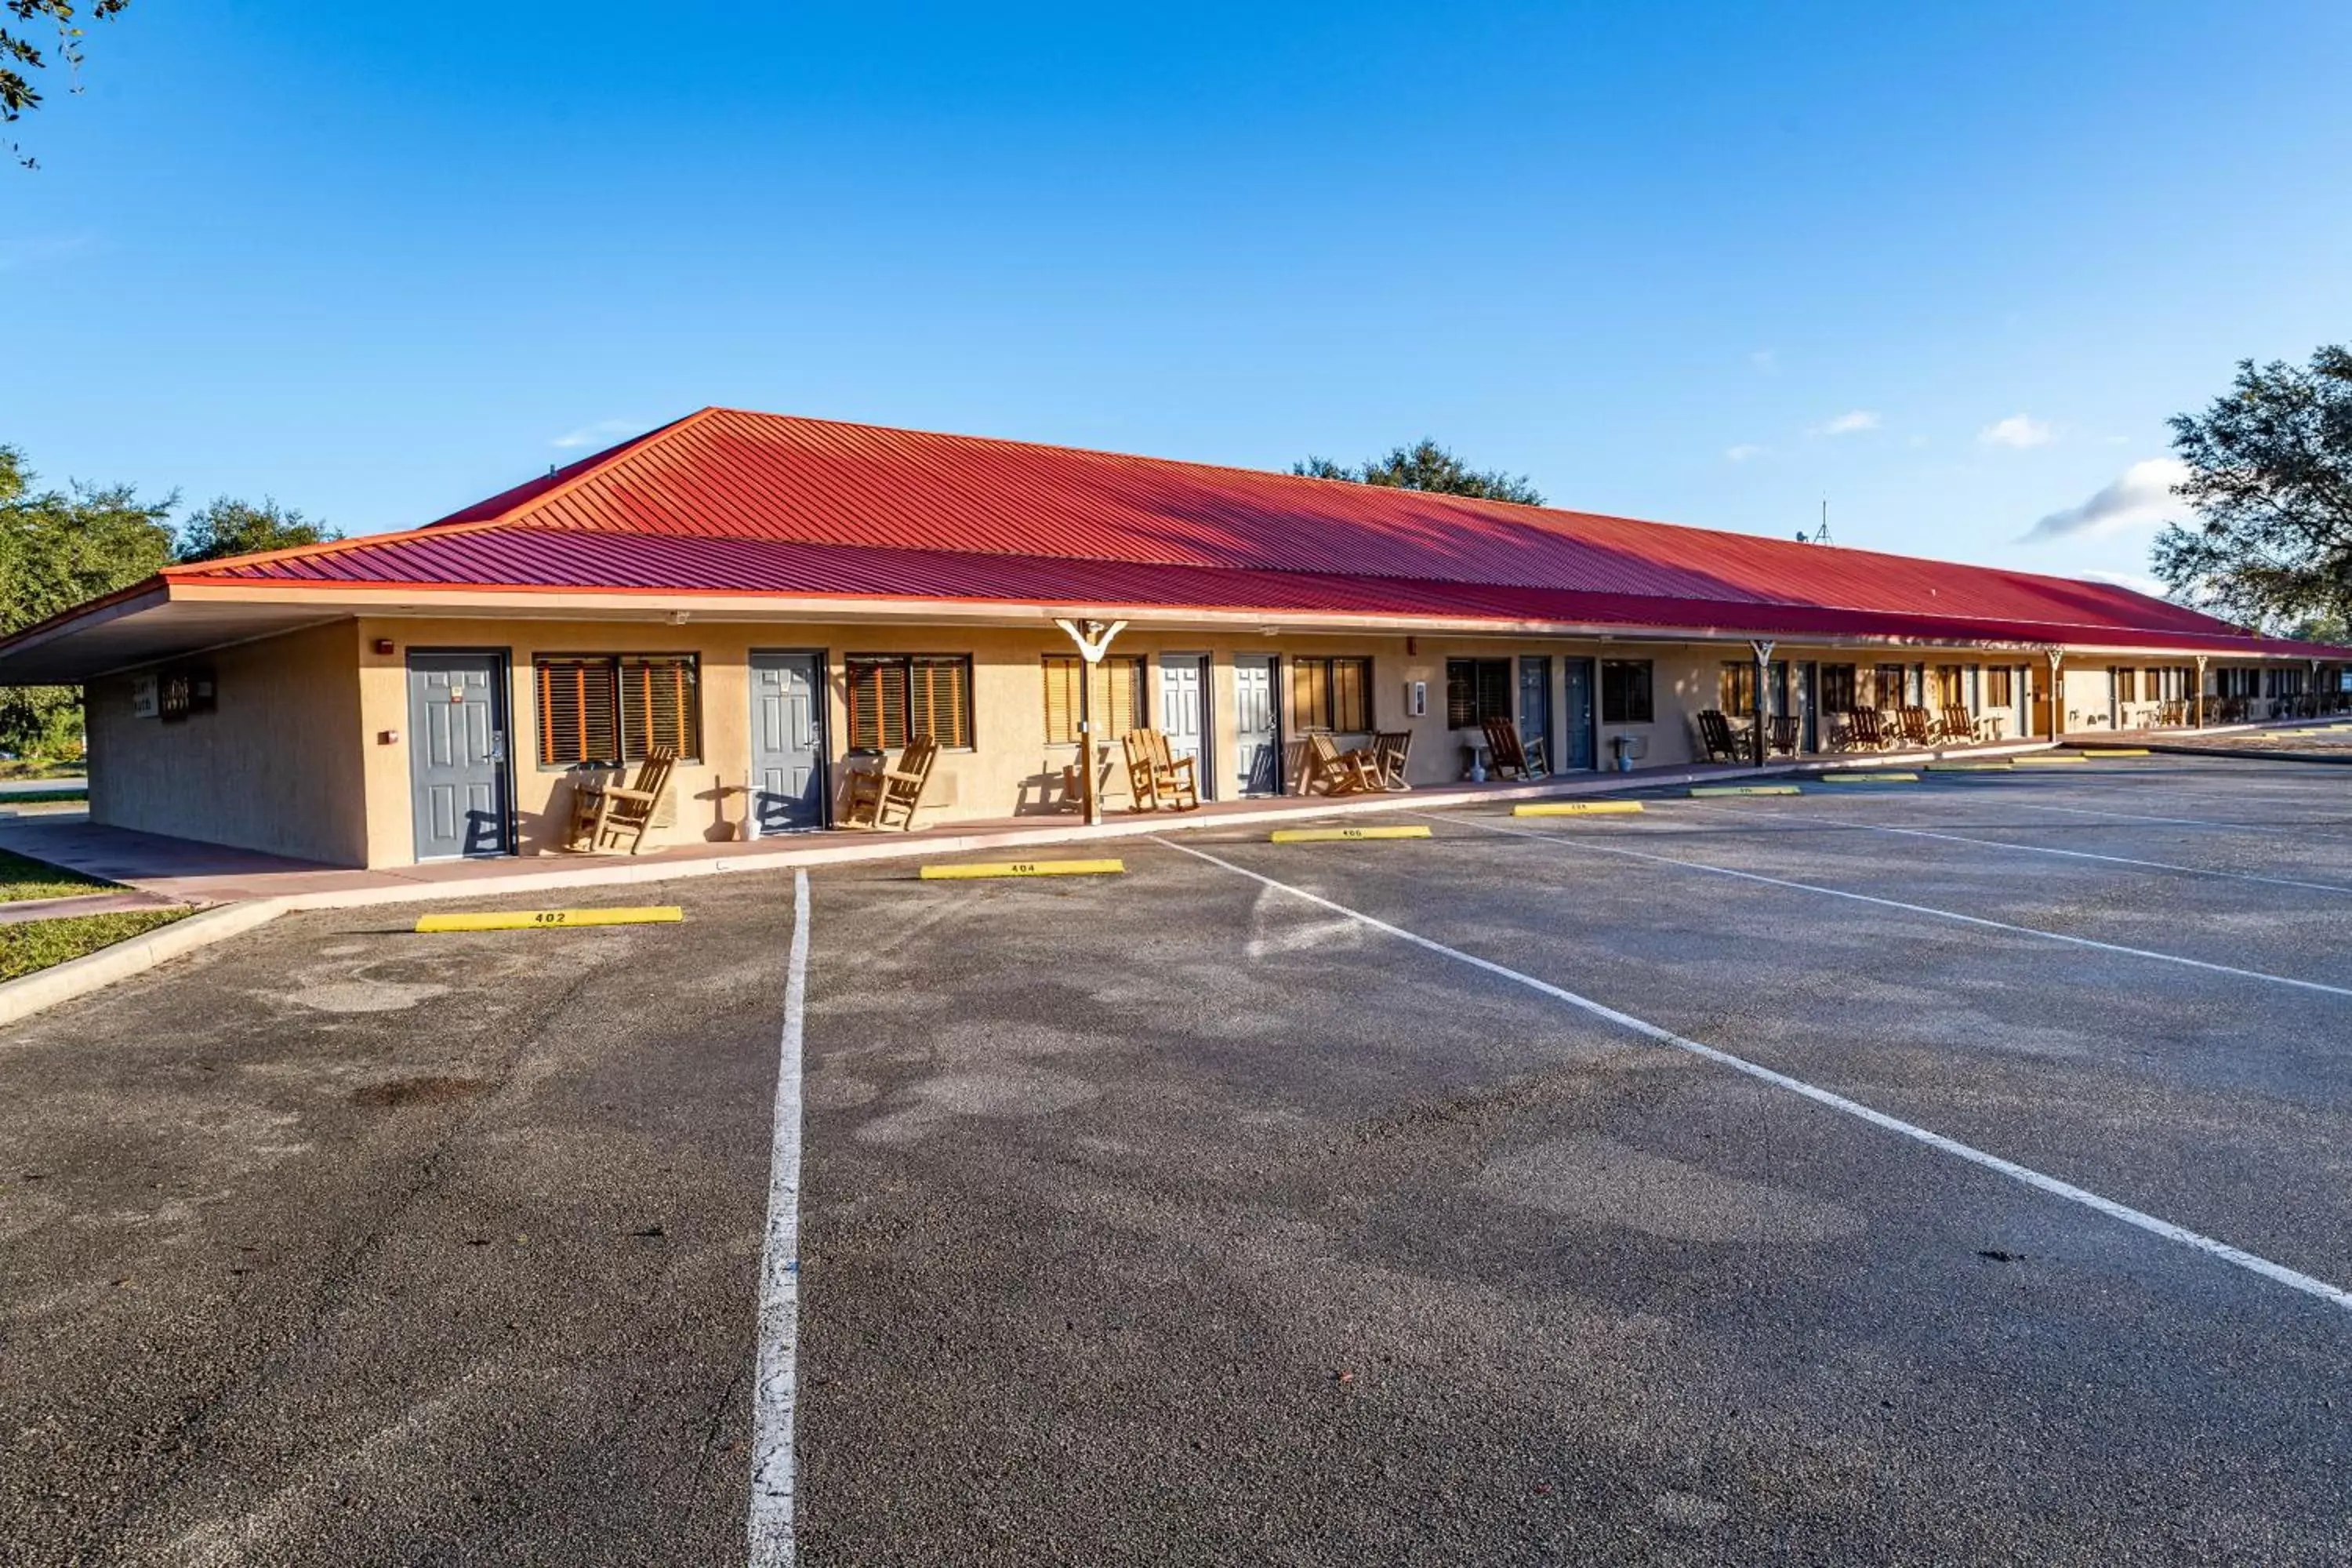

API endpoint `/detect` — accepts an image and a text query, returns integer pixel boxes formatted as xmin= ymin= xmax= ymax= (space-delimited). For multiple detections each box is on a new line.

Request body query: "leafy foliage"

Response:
xmin=175 ymin=496 xmax=340 ymax=563
xmin=2153 ymin=347 xmax=2352 ymax=634
xmin=1291 ymin=439 xmax=1545 ymax=506
xmin=3 ymin=0 xmax=131 ymax=166
xmin=0 ymin=445 xmax=173 ymax=754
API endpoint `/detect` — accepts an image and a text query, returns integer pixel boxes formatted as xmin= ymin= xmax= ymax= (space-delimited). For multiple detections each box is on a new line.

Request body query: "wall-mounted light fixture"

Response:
xmin=373 ymin=639 xmax=395 ymax=656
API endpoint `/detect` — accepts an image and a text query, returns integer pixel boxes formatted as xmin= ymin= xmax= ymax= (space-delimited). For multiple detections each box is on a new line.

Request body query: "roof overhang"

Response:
xmin=2 ymin=577 xmax=2343 ymax=685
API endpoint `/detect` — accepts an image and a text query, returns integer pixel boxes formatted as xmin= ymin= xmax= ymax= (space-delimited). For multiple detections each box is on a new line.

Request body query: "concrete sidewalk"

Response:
xmin=0 ymin=739 xmax=2059 ymax=914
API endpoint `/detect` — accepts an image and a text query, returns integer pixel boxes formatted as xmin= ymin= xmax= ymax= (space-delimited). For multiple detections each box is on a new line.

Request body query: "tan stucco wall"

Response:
xmin=87 ymin=619 xmax=368 ymax=865
xmin=340 ymin=616 xmax=2107 ymax=868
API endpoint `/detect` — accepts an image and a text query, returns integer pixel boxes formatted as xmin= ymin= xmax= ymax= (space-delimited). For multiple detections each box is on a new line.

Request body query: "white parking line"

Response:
xmin=1679 ymin=803 xmax=2352 ymax=897
xmin=748 ymin=869 xmax=812 ymax=1568
xmin=1157 ymin=837 xmax=2352 ymax=1314
xmin=1998 ymin=797 xmax=2352 ymax=841
xmin=1425 ymin=814 xmax=2352 ymax=1000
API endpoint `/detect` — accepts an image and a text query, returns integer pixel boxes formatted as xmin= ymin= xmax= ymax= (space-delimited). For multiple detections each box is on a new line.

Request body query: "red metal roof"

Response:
xmin=158 ymin=407 xmax=2345 ymax=656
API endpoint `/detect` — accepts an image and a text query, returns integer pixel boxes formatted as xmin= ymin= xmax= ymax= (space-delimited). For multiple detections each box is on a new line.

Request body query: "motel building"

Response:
xmin=0 ymin=408 xmax=2343 ymax=872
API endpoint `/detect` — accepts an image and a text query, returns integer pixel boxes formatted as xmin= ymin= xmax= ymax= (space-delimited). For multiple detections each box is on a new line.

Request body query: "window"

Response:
xmin=2113 ymin=666 xmax=2138 ymax=703
xmin=1933 ymin=665 xmax=1965 ymax=707
xmin=1290 ymin=655 xmax=1373 ymax=732
xmin=1445 ymin=658 xmax=1512 ymax=728
xmin=1600 ymin=659 xmax=1653 ymax=724
xmin=1042 ymin=655 xmax=1144 ymax=744
xmin=535 ymin=655 xmax=700 ymax=767
xmin=1719 ymin=662 xmax=1757 ymax=713
xmin=847 ymin=655 xmax=972 ymax=750
xmin=1986 ymin=666 xmax=2015 ymax=707
xmin=1820 ymin=664 xmax=1857 ymax=710
xmin=1872 ymin=663 xmax=1909 ymax=708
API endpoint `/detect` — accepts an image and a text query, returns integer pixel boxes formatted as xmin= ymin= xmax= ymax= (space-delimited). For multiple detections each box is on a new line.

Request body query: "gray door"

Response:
xmin=408 ymin=652 xmax=510 ymax=860
xmin=1159 ymin=654 xmax=1210 ymax=800
xmin=1235 ymin=655 xmax=1280 ymax=796
xmin=751 ymin=652 xmax=826 ymax=833
xmin=1560 ymin=659 xmax=1596 ymax=770
xmin=1518 ymin=656 xmax=1551 ymax=768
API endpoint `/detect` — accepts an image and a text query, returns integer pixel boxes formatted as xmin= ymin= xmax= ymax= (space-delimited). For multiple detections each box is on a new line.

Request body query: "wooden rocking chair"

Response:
xmin=1695 ymin=709 xmax=1746 ymax=763
xmin=1305 ymin=733 xmax=1385 ymax=796
xmin=1120 ymin=728 xmax=1201 ymax=811
xmin=1767 ymin=714 xmax=1802 ymax=757
xmin=1894 ymin=706 xmax=1937 ymax=748
xmin=1368 ymin=730 xmax=1413 ymax=790
xmin=840 ymin=735 xmax=938 ymax=830
xmin=1481 ymin=717 xmax=1548 ymax=780
xmin=566 ymin=746 xmax=677 ymax=855
xmin=1936 ymin=706 xmax=1981 ymax=744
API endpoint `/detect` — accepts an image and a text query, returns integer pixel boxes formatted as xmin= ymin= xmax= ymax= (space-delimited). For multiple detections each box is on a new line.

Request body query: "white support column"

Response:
xmin=1749 ymin=638 xmax=1776 ymax=765
xmin=1053 ymin=617 xmax=1127 ymax=827
xmin=2044 ymin=647 xmax=2066 ymax=742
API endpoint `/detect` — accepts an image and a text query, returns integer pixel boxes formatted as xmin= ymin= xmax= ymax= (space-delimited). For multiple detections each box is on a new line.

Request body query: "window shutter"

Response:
xmin=618 ymin=656 xmax=699 ymax=759
xmin=1341 ymin=657 xmax=1370 ymax=731
xmin=909 ymin=657 xmax=967 ymax=748
xmin=534 ymin=657 xmax=617 ymax=765
xmin=1292 ymin=660 xmax=1327 ymax=731
xmin=1099 ymin=656 xmax=1140 ymax=739
xmin=1043 ymin=656 xmax=1077 ymax=744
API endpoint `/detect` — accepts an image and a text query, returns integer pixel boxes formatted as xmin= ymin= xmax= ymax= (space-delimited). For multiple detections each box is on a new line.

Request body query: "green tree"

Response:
xmin=1291 ymin=438 xmax=1544 ymax=506
xmin=4 ymin=1 xmax=132 ymax=166
xmin=175 ymin=495 xmax=339 ymax=563
xmin=2152 ymin=346 xmax=2352 ymax=633
xmin=0 ymin=444 xmax=173 ymax=755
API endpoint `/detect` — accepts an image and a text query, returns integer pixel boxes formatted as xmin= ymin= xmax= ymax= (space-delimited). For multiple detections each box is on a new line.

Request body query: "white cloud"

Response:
xmin=1724 ymin=444 xmax=1766 ymax=463
xmin=2076 ymin=568 xmax=2170 ymax=599
xmin=1812 ymin=410 xmax=1879 ymax=437
xmin=1980 ymin=413 xmax=2056 ymax=449
xmin=550 ymin=418 xmax=641 ymax=450
xmin=2020 ymin=457 xmax=2190 ymax=543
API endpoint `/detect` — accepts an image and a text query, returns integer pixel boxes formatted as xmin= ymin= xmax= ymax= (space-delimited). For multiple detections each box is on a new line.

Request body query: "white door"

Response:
xmin=1159 ymin=655 xmax=1210 ymax=799
xmin=1234 ymin=655 xmax=1279 ymax=795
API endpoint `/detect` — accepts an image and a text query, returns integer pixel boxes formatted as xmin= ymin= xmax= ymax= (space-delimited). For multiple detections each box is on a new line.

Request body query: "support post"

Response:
xmin=2194 ymin=654 xmax=2209 ymax=728
xmin=1053 ymin=617 xmax=1127 ymax=827
xmin=1749 ymin=639 xmax=1775 ymax=766
xmin=2044 ymin=647 xmax=2065 ymax=742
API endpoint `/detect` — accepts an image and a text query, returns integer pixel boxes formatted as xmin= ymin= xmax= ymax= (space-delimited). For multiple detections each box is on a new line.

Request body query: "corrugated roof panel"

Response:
xmin=123 ymin=405 xmax=2347 ymax=660
xmin=180 ymin=528 xmax=2349 ymax=657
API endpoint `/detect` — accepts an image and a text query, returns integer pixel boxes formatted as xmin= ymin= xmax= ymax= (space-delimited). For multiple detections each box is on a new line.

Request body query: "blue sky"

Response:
xmin=6 ymin=2 xmax=2348 ymax=592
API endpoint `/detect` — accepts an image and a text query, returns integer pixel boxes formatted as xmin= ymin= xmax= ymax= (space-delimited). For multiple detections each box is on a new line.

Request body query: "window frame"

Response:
xmin=845 ymin=652 xmax=975 ymax=753
xmin=1444 ymin=657 xmax=1513 ymax=729
xmin=532 ymin=652 xmax=702 ymax=770
xmin=1290 ymin=655 xmax=1374 ymax=734
xmin=1599 ymin=659 xmax=1654 ymax=725
xmin=1041 ymin=653 xmax=1146 ymax=746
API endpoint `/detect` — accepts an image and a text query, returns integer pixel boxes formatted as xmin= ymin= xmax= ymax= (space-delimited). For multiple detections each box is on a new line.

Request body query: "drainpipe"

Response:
xmin=1053 ymin=617 xmax=1127 ymax=827
xmin=1749 ymin=639 xmax=1775 ymax=766
xmin=2194 ymin=654 xmax=2209 ymax=728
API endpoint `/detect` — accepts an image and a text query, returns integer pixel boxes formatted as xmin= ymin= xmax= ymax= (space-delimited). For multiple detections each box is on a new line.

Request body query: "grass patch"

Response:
xmin=0 ymin=908 xmax=189 ymax=982
xmin=0 ymin=847 xmax=112 ymax=904
xmin=0 ymin=789 xmax=89 ymax=807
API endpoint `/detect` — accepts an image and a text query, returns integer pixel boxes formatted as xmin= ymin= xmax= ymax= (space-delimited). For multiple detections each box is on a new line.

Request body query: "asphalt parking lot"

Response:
xmin=5 ymin=754 xmax=2350 ymax=1566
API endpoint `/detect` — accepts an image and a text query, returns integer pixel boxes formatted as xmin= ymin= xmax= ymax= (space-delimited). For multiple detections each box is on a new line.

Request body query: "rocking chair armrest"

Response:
xmin=880 ymin=767 xmax=927 ymax=786
xmin=600 ymin=786 xmax=659 ymax=804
